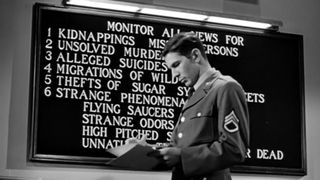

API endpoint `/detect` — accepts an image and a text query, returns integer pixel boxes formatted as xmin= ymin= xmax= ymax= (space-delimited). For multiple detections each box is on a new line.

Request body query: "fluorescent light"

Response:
xmin=140 ymin=8 xmax=208 ymax=21
xmin=140 ymin=8 xmax=272 ymax=29
xmin=66 ymin=0 xmax=140 ymax=12
xmin=207 ymin=16 xmax=272 ymax=29
xmin=65 ymin=0 xmax=276 ymax=30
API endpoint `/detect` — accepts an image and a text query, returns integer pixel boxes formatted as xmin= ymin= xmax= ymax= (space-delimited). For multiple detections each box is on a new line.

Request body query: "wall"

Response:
xmin=1 ymin=0 xmax=319 ymax=179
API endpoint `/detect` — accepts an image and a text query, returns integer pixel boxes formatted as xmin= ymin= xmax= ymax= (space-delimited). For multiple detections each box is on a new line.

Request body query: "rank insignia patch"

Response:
xmin=224 ymin=110 xmax=239 ymax=133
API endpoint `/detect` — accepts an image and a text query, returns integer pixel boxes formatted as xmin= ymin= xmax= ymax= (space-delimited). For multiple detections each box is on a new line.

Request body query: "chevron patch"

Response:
xmin=224 ymin=110 xmax=239 ymax=133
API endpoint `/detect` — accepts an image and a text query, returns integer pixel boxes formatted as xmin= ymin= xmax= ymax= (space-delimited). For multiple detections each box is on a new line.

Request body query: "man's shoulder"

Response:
xmin=205 ymin=74 xmax=243 ymax=93
xmin=209 ymin=73 xmax=239 ymax=86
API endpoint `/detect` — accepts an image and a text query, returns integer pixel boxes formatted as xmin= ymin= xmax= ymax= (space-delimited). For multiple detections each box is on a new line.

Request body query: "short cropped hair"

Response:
xmin=162 ymin=32 xmax=207 ymax=58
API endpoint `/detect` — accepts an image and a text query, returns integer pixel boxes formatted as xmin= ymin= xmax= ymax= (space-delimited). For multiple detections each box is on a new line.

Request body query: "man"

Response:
xmin=158 ymin=32 xmax=250 ymax=180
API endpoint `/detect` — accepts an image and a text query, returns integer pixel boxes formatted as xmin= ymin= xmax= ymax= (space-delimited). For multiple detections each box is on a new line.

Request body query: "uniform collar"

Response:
xmin=181 ymin=68 xmax=221 ymax=112
xmin=193 ymin=68 xmax=218 ymax=91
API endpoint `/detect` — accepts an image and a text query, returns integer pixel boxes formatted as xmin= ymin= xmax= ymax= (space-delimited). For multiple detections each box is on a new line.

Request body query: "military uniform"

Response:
xmin=170 ymin=69 xmax=250 ymax=180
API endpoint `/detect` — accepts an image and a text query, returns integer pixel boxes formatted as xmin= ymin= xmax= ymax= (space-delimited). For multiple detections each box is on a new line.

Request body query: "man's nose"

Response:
xmin=171 ymin=69 xmax=179 ymax=79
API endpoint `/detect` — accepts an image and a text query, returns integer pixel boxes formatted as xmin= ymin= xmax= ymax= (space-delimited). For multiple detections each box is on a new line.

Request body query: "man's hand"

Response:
xmin=159 ymin=147 xmax=181 ymax=167
xmin=125 ymin=134 xmax=148 ymax=146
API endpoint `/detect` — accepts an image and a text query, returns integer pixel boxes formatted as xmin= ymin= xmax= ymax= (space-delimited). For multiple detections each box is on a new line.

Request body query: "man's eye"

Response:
xmin=172 ymin=62 xmax=180 ymax=68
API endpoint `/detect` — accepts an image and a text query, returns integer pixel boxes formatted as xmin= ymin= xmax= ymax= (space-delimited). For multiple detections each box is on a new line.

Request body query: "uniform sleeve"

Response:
xmin=180 ymin=81 xmax=250 ymax=177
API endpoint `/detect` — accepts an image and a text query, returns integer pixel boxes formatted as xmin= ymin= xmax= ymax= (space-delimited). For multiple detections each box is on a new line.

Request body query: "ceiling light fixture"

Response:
xmin=65 ymin=0 xmax=281 ymax=31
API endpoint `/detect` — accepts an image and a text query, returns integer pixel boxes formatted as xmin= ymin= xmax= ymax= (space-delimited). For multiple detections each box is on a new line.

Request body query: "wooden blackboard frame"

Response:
xmin=28 ymin=3 xmax=307 ymax=176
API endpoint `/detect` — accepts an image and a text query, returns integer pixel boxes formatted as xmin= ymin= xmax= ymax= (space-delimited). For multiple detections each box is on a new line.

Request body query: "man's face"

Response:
xmin=164 ymin=52 xmax=199 ymax=87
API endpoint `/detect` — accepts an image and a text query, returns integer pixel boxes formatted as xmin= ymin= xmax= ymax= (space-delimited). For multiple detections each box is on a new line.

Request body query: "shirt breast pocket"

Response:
xmin=189 ymin=116 xmax=216 ymax=145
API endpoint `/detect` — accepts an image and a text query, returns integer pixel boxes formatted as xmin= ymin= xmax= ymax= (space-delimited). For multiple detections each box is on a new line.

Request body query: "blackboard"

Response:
xmin=28 ymin=3 xmax=306 ymax=175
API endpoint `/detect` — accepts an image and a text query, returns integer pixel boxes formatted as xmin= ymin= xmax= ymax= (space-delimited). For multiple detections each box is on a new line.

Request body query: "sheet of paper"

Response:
xmin=107 ymin=143 xmax=137 ymax=157
xmin=106 ymin=143 xmax=166 ymax=170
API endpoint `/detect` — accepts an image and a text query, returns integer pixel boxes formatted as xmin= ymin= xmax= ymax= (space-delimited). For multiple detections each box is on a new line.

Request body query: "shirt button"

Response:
xmin=197 ymin=112 xmax=202 ymax=117
xmin=180 ymin=116 xmax=185 ymax=123
xmin=178 ymin=133 xmax=183 ymax=138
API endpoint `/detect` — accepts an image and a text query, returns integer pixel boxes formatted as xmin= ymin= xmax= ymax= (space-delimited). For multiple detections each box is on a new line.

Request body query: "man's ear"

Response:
xmin=191 ymin=48 xmax=201 ymax=63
